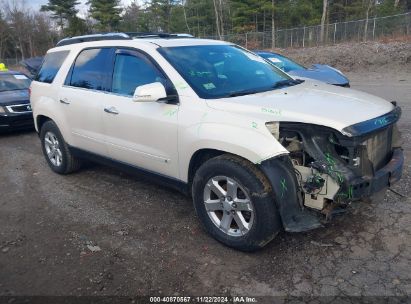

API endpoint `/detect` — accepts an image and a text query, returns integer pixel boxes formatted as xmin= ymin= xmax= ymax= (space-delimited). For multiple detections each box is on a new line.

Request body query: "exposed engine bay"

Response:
xmin=278 ymin=118 xmax=402 ymax=213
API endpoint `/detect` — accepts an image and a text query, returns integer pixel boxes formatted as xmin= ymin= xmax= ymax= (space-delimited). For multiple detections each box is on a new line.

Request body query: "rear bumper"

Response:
xmin=350 ymin=148 xmax=404 ymax=199
xmin=0 ymin=112 xmax=34 ymax=131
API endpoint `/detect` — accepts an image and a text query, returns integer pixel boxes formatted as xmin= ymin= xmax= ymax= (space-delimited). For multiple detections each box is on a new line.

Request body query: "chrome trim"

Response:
xmin=5 ymin=103 xmax=32 ymax=113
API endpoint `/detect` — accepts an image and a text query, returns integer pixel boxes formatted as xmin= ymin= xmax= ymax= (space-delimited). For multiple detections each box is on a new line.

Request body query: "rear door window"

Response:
xmin=35 ymin=50 xmax=69 ymax=83
xmin=68 ymin=48 xmax=113 ymax=91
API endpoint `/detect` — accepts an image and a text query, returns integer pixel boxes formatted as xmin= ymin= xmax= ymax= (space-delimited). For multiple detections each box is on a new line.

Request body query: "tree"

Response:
xmin=271 ymin=0 xmax=275 ymax=48
xmin=320 ymin=0 xmax=328 ymax=42
xmin=119 ymin=1 xmax=141 ymax=32
xmin=88 ymin=0 xmax=122 ymax=31
xmin=0 ymin=11 xmax=10 ymax=59
xmin=364 ymin=0 xmax=376 ymax=41
xmin=40 ymin=0 xmax=80 ymax=32
xmin=66 ymin=16 xmax=89 ymax=36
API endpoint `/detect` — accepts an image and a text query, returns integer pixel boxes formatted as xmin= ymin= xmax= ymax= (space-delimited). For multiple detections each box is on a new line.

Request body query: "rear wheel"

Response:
xmin=192 ymin=154 xmax=282 ymax=251
xmin=40 ymin=120 xmax=81 ymax=174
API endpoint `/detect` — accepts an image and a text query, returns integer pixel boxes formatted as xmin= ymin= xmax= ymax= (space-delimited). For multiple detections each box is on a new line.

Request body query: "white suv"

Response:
xmin=30 ymin=33 xmax=404 ymax=251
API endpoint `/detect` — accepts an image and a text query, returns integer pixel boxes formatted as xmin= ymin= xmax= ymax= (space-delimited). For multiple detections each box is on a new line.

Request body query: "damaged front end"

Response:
xmin=259 ymin=106 xmax=404 ymax=232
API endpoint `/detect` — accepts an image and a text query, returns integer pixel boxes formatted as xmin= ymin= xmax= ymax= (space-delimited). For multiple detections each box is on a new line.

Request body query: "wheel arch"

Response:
xmin=187 ymin=148 xmax=229 ymax=187
xmin=35 ymin=115 xmax=52 ymax=133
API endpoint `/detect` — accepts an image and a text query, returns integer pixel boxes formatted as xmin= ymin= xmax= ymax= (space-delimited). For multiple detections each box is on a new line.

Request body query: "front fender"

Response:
xmin=179 ymin=122 xmax=288 ymax=182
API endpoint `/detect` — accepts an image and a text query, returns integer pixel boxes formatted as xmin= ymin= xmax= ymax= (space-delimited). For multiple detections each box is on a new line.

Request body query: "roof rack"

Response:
xmin=55 ymin=32 xmax=195 ymax=47
xmin=125 ymin=32 xmax=195 ymax=39
xmin=56 ymin=33 xmax=131 ymax=47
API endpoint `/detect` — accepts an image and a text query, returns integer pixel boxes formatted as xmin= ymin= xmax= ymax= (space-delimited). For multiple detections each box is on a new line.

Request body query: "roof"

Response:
xmin=49 ymin=37 xmax=232 ymax=54
xmin=139 ymin=38 xmax=230 ymax=47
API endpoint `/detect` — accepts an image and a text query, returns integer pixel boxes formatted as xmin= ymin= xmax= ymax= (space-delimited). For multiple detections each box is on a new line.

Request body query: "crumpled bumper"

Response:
xmin=349 ymin=148 xmax=404 ymax=199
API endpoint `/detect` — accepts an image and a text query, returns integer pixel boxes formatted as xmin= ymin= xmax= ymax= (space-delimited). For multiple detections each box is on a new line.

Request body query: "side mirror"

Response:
xmin=133 ymin=82 xmax=167 ymax=102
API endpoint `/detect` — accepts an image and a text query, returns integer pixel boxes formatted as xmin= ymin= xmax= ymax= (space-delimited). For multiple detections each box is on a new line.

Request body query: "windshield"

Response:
xmin=258 ymin=53 xmax=306 ymax=72
xmin=0 ymin=73 xmax=31 ymax=92
xmin=158 ymin=45 xmax=293 ymax=99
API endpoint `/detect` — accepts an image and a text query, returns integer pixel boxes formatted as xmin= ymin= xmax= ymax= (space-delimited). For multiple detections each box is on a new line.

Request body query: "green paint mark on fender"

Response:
xmin=164 ymin=108 xmax=178 ymax=116
xmin=280 ymin=178 xmax=288 ymax=198
xmin=261 ymin=107 xmax=282 ymax=116
xmin=251 ymin=122 xmax=258 ymax=128
xmin=197 ymin=113 xmax=208 ymax=135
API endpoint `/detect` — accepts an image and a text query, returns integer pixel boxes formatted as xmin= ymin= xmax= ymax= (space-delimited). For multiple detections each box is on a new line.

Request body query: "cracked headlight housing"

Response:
xmin=266 ymin=122 xmax=280 ymax=140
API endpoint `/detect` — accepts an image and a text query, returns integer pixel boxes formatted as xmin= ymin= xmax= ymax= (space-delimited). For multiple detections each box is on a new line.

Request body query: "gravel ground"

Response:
xmin=0 ymin=71 xmax=410 ymax=302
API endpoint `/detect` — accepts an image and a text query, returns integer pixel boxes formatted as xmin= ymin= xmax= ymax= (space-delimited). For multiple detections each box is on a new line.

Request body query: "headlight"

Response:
xmin=0 ymin=106 xmax=5 ymax=113
xmin=266 ymin=122 xmax=280 ymax=139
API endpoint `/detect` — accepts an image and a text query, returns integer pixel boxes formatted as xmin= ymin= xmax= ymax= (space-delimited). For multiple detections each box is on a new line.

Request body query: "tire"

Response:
xmin=192 ymin=154 xmax=282 ymax=251
xmin=40 ymin=120 xmax=81 ymax=174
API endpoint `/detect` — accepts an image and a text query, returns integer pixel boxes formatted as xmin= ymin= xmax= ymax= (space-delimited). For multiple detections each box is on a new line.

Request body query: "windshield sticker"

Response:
xmin=261 ymin=107 xmax=282 ymax=116
xmin=241 ymin=51 xmax=266 ymax=63
xmin=203 ymin=83 xmax=216 ymax=90
xmin=268 ymin=57 xmax=282 ymax=63
xmin=173 ymin=81 xmax=188 ymax=90
xmin=13 ymin=74 xmax=28 ymax=80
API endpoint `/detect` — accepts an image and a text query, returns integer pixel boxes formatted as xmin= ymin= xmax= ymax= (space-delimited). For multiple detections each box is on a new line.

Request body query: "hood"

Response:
xmin=289 ymin=64 xmax=349 ymax=86
xmin=0 ymin=89 xmax=30 ymax=106
xmin=205 ymin=81 xmax=394 ymax=133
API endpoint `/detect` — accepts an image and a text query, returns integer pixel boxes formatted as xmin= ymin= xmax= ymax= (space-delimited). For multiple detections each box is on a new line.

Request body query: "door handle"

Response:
xmin=59 ymin=98 xmax=70 ymax=105
xmin=104 ymin=106 xmax=119 ymax=115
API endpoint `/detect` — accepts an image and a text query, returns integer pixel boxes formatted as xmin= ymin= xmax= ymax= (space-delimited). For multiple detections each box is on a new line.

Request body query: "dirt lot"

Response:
xmin=1 ymin=46 xmax=411 ymax=301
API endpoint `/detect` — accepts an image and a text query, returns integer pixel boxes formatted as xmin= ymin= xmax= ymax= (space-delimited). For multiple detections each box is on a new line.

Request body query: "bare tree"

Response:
xmin=271 ymin=0 xmax=275 ymax=49
xmin=213 ymin=0 xmax=221 ymax=39
xmin=181 ymin=0 xmax=190 ymax=32
xmin=364 ymin=0 xmax=376 ymax=41
xmin=320 ymin=0 xmax=328 ymax=43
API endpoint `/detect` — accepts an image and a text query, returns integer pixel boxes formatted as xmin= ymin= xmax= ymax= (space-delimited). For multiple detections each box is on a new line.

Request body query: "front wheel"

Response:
xmin=192 ymin=154 xmax=282 ymax=251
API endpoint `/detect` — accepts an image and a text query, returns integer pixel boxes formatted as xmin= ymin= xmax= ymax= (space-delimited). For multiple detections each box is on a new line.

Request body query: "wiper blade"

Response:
xmin=224 ymin=79 xmax=305 ymax=98
xmin=272 ymin=79 xmax=304 ymax=89
xmin=227 ymin=89 xmax=263 ymax=97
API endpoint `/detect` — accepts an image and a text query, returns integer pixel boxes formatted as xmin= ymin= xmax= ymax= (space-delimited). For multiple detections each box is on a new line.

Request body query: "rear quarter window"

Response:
xmin=35 ymin=50 xmax=69 ymax=84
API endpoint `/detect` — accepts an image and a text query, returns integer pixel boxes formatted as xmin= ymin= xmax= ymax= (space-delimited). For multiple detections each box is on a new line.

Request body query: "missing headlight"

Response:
xmin=265 ymin=122 xmax=280 ymax=139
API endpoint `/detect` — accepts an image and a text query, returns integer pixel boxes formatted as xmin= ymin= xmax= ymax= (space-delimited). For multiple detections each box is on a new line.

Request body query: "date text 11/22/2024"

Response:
xmin=149 ymin=296 xmax=258 ymax=303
